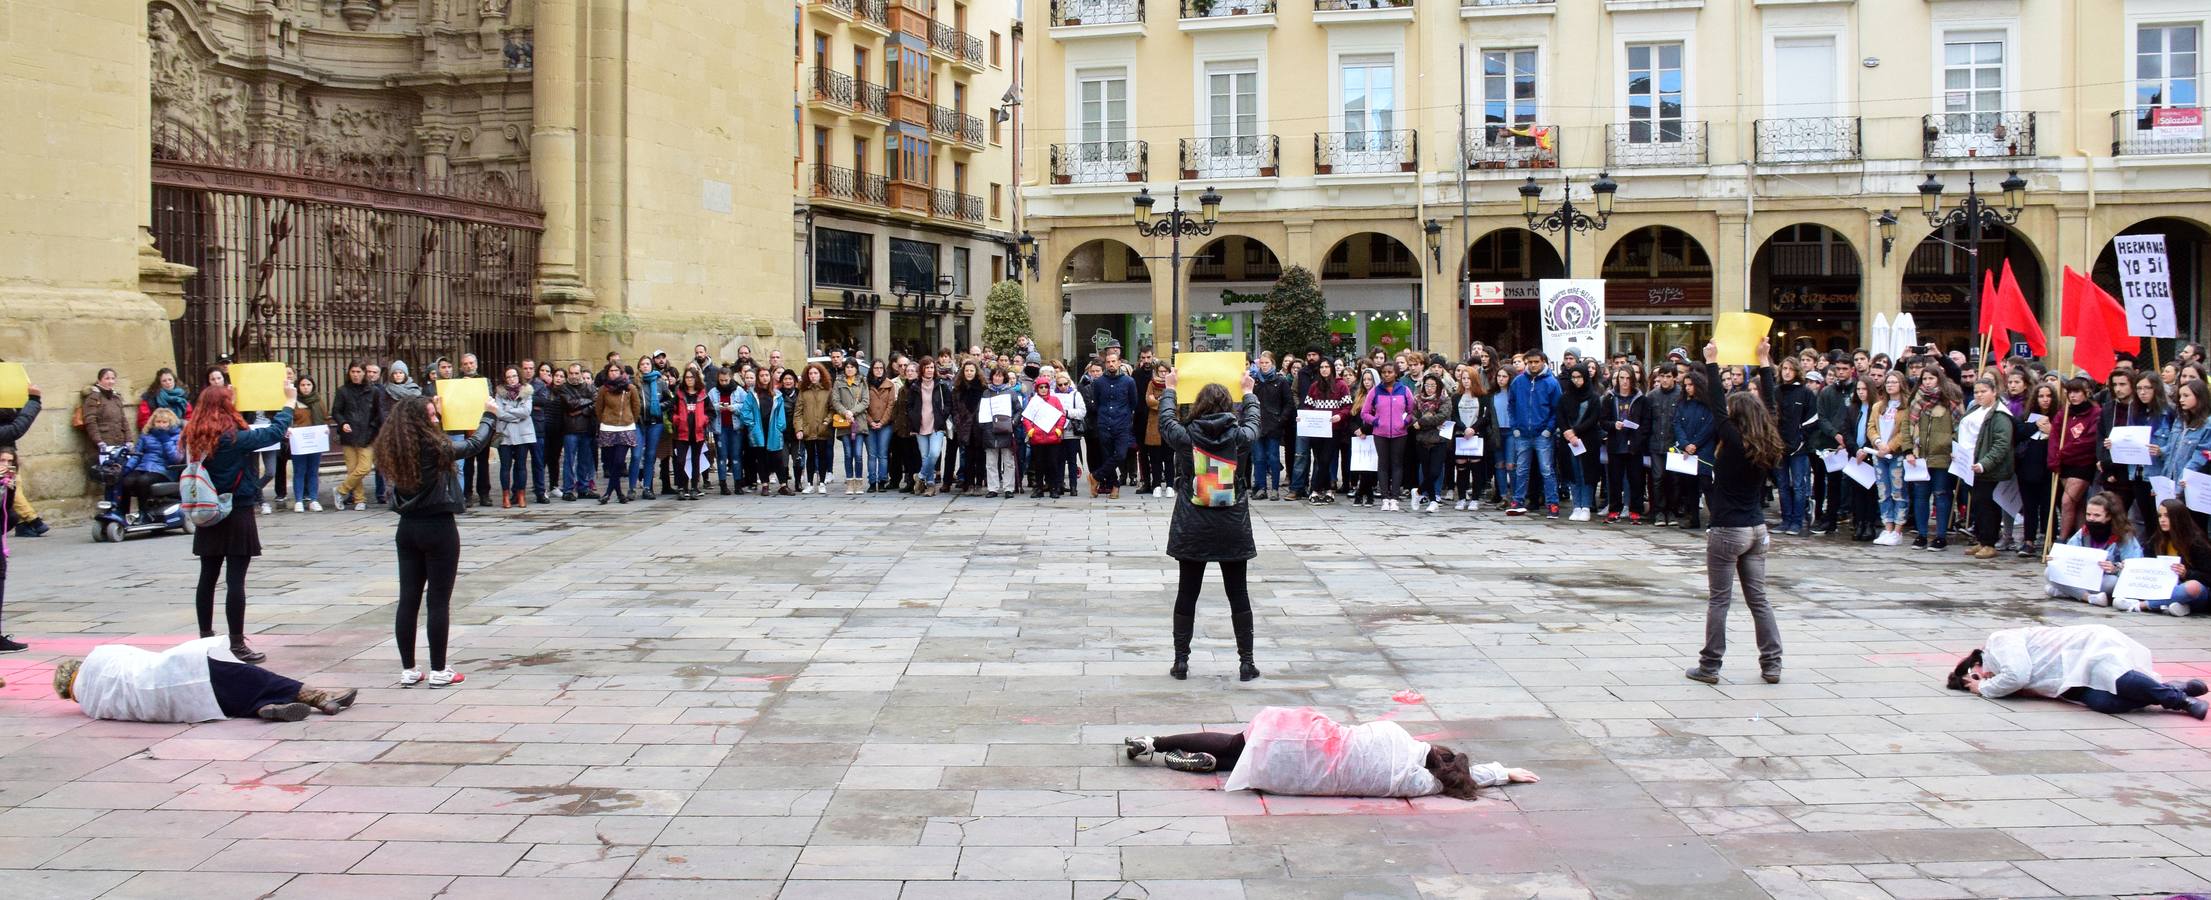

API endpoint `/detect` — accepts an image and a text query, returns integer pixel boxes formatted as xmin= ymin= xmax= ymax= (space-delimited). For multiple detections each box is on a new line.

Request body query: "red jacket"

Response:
xmin=668 ymin=389 xmax=714 ymax=443
xmin=1022 ymin=390 xmax=1067 ymax=445
xmin=2048 ymin=401 xmax=2100 ymax=471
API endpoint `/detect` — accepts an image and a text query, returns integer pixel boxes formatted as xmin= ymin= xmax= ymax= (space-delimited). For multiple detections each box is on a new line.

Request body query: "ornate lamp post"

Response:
xmin=1918 ymin=169 xmax=2027 ymax=355
xmin=1423 ymin=219 xmax=1444 ymax=273
xmin=1010 ymin=230 xmax=1041 ymax=281
xmin=1876 ymin=210 xmax=1900 ymax=266
xmin=1518 ymin=171 xmax=1618 ymax=275
xmin=1132 ymin=184 xmax=1221 ymax=353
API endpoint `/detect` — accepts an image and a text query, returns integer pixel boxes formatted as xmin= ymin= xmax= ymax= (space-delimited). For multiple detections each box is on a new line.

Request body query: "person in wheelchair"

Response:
xmin=117 ymin=407 xmax=183 ymax=524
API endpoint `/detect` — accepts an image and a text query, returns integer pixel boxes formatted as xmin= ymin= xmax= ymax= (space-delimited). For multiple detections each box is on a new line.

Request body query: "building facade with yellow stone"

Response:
xmin=0 ymin=0 xmax=796 ymax=510
xmin=1019 ymin=0 xmax=2211 ymax=365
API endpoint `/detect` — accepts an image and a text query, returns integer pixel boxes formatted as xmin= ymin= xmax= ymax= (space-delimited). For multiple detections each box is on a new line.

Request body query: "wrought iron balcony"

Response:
xmin=1050 ymin=141 xmax=1148 ymax=184
xmin=1181 ymin=0 xmax=1276 ymax=18
xmin=931 ymin=188 xmax=985 ymax=224
xmin=930 ymin=106 xmax=984 ymax=145
xmin=1462 ymin=123 xmax=1558 ymax=170
xmin=855 ymin=0 xmax=889 ymax=30
xmin=1179 ymin=135 xmax=1280 ymax=179
xmin=810 ymin=165 xmax=889 ymax=208
xmin=855 ymin=79 xmax=889 ymax=119
xmin=2111 ymin=108 xmax=2210 ymax=156
xmin=1922 ymin=111 xmax=2035 ymax=159
xmin=809 ymin=0 xmax=856 ymax=16
xmin=1605 ymin=120 xmax=1708 ymax=167
xmin=929 ymin=21 xmax=985 ymax=66
xmin=1753 ymin=116 xmax=1862 ymax=163
xmin=1314 ymin=130 xmax=1418 ymax=175
xmin=1464 ymin=0 xmax=1551 ymax=5
xmin=805 ymin=67 xmax=855 ymax=110
xmin=1314 ymin=0 xmax=1410 ymax=9
xmin=1051 ymin=0 xmax=1143 ymax=26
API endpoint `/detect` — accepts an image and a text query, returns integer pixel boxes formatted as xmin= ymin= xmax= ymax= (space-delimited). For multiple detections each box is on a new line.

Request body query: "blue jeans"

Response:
xmin=1876 ymin=456 xmax=1908 ymax=524
xmin=1777 ymin=453 xmax=1812 ymax=531
xmin=1493 ymin=434 xmax=1514 ymax=500
xmin=2066 ymin=670 xmax=2193 ymax=714
xmin=1562 ymin=449 xmax=1594 ymax=510
xmin=1910 ymin=466 xmax=1952 ymax=537
xmin=918 ymin=432 xmax=946 ymax=483
xmin=291 ymin=452 xmax=322 ymax=503
xmin=1290 ymin=435 xmax=1311 ymax=494
xmin=1254 ymin=436 xmax=1282 ymax=490
xmin=1511 ymin=429 xmax=1557 ymax=507
xmin=630 ymin=422 xmax=663 ymax=490
xmin=717 ymin=425 xmax=746 ymax=484
xmin=500 ymin=444 xmax=532 ymax=492
xmin=563 ymin=433 xmax=596 ymax=492
xmin=866 ymin=427 xmax=892 ymax=484
xmin=841 ymin=433 xmax=864 ymax=478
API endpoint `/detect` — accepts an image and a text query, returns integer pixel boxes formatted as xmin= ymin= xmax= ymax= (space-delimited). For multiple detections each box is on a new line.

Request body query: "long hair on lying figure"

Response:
xmin=1945 ymin=649 xmax=1984 ymax=692
xmin=1425 ymin=746 xmax=1479 ymax=800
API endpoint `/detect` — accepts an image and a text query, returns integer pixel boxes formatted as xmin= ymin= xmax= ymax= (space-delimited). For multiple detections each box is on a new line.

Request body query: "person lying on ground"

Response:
xmin=1950 ymin=623 xmax=2207 ymax=719
xmin=1123 ymin=706 xmax=1538 ymax=799
xmin=51 ymin=636 xmax=356 ymax=723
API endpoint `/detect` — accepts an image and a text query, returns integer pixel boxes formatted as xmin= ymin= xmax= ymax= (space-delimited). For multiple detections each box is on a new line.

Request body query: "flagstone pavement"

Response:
xmin=2 ymin=495 xmax=2209 ymax=900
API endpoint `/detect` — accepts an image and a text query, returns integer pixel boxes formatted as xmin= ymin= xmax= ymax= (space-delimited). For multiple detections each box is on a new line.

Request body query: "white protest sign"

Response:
xmin=1665 ymin=451 xmax=1701 ymax=476
xmin=1993 ymin=478 xmax=2024 ymax=515
xmin=2109 ymin=425 xmax=2154 ymax=467
xmin=982 ymin=393 xmax=1014 ymax=421
xmin=1349 ymin=435 xmax=1379 ymax=472
xmin=1948 ymin=442 xmax=1975 ymax=486
xmin=1021 ymin=396 xmax=1064 ymax=435
xmin=2188 ymin=469 xmax=2211 ymax=516
xmin=1843 ymin=457 xmax=1877 ymax=488
xmin=1538 ymin=279 xmax=1606 ymax=364
xmin=1296 ymin=409 xmax=1334 ymax=439
xmin=2152 ymin=475 xmax=2180 ymax=505
xmin=1437 ymin=420 xmax=1456 ymax=440
xmin=1903 ymin=458 xmax=1931 ymax=482
xmin=287 ymin=424 xmax=330 ymax=456
xmin=1454 ymin=434 xmax=1484 ymax=457
xmin=2114 ymin=233 xmax=2176 ymax=339
xmin=2044 ymin=543 xmax=2109 ymax=593
xmin=2114 ymin=555 xmax=2182 ymax=602
xmin=1822 ymin=448 xmax=1849 ymax=473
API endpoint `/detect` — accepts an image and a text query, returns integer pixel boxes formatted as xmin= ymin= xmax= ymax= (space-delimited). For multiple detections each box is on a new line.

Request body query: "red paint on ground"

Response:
xmin=1392 ymin=690 xmax=1425 ymax=704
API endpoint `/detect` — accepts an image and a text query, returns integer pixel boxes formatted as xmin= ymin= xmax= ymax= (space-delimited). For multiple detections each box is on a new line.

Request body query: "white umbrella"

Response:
xmin=1892 ymin=313 xmax=1918 ymax=359
xmin=1871 ymin=313 xmax=1891 ymax=362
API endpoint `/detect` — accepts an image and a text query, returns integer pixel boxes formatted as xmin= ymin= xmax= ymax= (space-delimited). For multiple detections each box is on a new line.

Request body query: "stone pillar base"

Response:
xmin=0 ymin=286 xmax=179 ymax=521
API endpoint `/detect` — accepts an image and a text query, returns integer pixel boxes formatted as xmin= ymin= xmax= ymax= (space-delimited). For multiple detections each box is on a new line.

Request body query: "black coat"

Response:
xmin=392 ymin=417 xmax=496 ymax=517
xmin=1774 ymin=381 xmax=1819 ymax=456
xmin=1252 ymin=372 xmax=1296 ymax=439
xmin=560 ymin=382 xmax=598 ymax=434
xmin=903 ymin=378 xmax=956 ymax=435
xmin=1159 ymin=388 xmax=1260 ymax=562
xmin=330 ymin=383 xmax=386 ymax=449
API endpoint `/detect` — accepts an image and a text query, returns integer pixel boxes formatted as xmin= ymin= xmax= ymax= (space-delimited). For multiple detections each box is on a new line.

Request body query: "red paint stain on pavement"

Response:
xmin=1410 ymin=731 xmax=1456 ymax=742
xmin=1392 ymin=690 xmax=1425 ymax=704
xmin=730 ymin=674 xmax=793 ymax=682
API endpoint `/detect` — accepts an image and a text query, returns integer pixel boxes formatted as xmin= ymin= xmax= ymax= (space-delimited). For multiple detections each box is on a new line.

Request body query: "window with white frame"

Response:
xmin=2137 ymin=24 xmax=2200 ymax=114
xmin=1340 ymin=55 xmax=1395 ymax=151
xmin=1482 ymin=48 xmax=1539 ymax=146
xmin=1077 ymin=68 xmax=1128 ymax=165
xmin=1624 ymin=42 xmax=1683 ymax=143
xmin=1206 ymin=61 xmax=1261 ymax=164
xmin=1941 ymin=34 xmax=2005 ymax=133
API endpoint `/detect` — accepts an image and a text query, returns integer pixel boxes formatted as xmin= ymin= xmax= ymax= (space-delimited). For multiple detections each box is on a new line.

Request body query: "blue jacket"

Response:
xmin=197 ymin=408 xmax=291 ymax=503
xmin=130 ymin=427 xmax=182 ymax=476
xmin=740 ymin=390 xmax=786 ymax=451
xmin=2163 ymin=417 xmax=2211 ymax=482
xmin=1507 ymin=369 xmax=1561 ymax=435
xmin=1091 ymin=372 xmax=1140 ymax=434
xmin=1674 ymin=398 xmax=1716 ymax=460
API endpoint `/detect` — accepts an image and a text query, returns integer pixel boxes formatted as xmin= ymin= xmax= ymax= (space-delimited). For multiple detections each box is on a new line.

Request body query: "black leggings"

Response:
xmin=119 ymin=470 xmax=165 ymax=518
xmin=395 ymin=514 xmax=460 ymax=671
xmin=1173 ymin=559 xmax=1251 ymax=619
xmin=1155 ymin=730 xmax=1246 ymax=768
xmin=195 ymin=555 xmax=251 ymax=638
xmin=1374 ymin=435 xmax=1407 ymax=497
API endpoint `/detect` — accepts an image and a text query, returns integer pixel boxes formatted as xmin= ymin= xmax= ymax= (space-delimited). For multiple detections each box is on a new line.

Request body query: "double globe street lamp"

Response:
xmin=1132 ymin=184 xmax=1222 ymax=353
xmin=1518 ymin=171 xmax=1619 ymax=275
xmin=1918 ymin=169 xmax=2028 ymax=358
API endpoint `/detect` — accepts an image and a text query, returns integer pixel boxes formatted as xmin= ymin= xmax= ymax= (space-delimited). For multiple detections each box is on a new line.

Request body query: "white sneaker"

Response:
xmin=427 ymin=669 xmax=465 ymax=688
xmin=354 ymin=501 xmax=368 ymax=511
xmin=399 ymin=669 xmax=423 ymax=686
xmin=257 ymin=502 xmax=271 ymax=515
xmin=2168 ymin=602 xmax=2193 ymax=617
xmin=2086 ymin=592 xmax=2111 ymax=607
xmin=1426 ymin=500 xmax=1440 ymax=513
xmin=2046 ymin=584 xmax=2066 ymax=598
xmin=308 ymin=500 xmax=324 ymax=512
xmin=2113 ymin=597 xmax=2143 ymax=612
xmin=1568 ymin=507 xmax=1591 ymax=522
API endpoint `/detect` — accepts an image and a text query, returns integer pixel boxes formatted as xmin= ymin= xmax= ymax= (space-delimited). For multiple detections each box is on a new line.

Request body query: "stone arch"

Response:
xmin=1751 ymin=224 xmax=1864 ymax=355
xmin=1318 ymin=231 xmax=1420 ymax=280
xmin=1186 ymin=234 xmax=1283 ymax=283
xmin=1459 ymin=227 xmax=1564 ymax=354
xmin=1898 ymin=219 xmax=2044 ymax=354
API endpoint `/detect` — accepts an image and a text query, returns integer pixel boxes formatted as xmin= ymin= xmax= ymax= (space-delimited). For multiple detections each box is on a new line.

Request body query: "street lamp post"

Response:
xmin=1918 ymin=169 xmax=2027 ymax=359
xmin=1518 ymin=172 xmax=1619 ymax=276
xmin=1132 ymin=184 xmax=1221 ymax=353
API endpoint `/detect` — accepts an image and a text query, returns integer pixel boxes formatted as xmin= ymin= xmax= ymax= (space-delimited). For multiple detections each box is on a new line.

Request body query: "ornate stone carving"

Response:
xmin=338 ymin=0 xmax=387 ymax=31
xmin=305 ymin=98 xmax=415 ymax=166
xmin=149 ymin=5 xmax=249 ymax=154
xmin=480 ymin=0 xmax=510 ymax=17
xmin=323 ymin=213 xmax=391 ymax=323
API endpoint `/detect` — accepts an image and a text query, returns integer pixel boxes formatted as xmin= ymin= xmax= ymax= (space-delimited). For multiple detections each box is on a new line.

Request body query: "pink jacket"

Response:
xmin=1361 ymin=384 xmax=1413 ymax=439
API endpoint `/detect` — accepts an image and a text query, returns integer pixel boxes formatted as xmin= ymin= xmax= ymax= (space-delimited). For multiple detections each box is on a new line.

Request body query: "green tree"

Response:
xmin=980 ymin=280 xmax=1032 ymax=354
xmin=1259 ymin=264 xmax=1327 ymax=363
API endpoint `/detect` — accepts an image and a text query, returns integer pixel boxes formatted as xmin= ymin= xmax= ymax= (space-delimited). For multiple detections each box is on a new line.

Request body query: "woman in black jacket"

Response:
xmin=1843 ymin=373 xmax=1884 ymax=542
xmin=1555 ymin=365 xmax=1602 ymax=520
xmin=1772 ymin=358 xmax=1820 ymax=536
xmin=1597 ymin=367 xmax=1650 ymax=524
xmin=1686 ymin=342 xmax=1783 ymax=686
xmin=1157 ymin=371 xmax=1261 ymax=681
xmin=373 ymin=394 xmax=496 ymax=688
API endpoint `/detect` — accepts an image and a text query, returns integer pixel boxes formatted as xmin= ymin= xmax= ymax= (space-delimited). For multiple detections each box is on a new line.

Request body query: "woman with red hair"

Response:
xmin=183 ymin=383 xmax=293 ymax=663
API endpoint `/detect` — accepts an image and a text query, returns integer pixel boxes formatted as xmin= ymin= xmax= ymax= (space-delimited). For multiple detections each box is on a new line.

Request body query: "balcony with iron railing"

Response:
xmin=1605 ymin=120 xmax=1708 ymax=167
xmin=929 ymin=21 xmax=985 ymax=68
xmin=1462 ymin=124 xmax=1558 ymax=170
xmin=807 ymin=0 xmax=856 ymax=18
xmin=854 ymin=0 xmax=889 ymax=31
xmin=931 ymin=188 xmax=985 ymax=224
xmin=1314 ymin=0 xmax=1413 ymax=22
xmin=804 ymin=67 xmax=855 ymax=112
xmin=2111 ymin=108 xmax=2209 ymax=156
xmin=930 ymin=106 xmax=985 ymax=146
xmin=1463 ymin=0 xmax=1552 ymax=7
xmin=1179 ymin=134 xmax=1280 ymax=179
xmin=1922 ymin=111 xmax=2035 ymax=160
xmin=853 ymin=79 xmax=889 ymax=120
xmin=810 ymin=165 xmax=889 ymax=209
xmin=1050 ymin=0 xmax=1144 ymax=27
xmin=1050 ymin=140 xmax=1148 ymax=184
xmin=1181 ymin=0 xmax=1277 ymax=22
xmin=1314 ymin=130 xmax=1418 ymax=175
xmin=1753 ymin=116 xmax=1861 ymax=163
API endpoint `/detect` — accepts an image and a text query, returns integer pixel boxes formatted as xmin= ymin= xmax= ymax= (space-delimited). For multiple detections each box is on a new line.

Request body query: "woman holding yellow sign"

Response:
xmin=183 ymin=383 xmax=292 ymax=663
xmin=373 ymin=392 xmax=498 ymax=687
xmin=1156 ymin=368 xmax=1262 ymax=681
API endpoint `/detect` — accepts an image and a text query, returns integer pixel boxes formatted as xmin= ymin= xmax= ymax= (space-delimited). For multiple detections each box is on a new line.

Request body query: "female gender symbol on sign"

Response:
xmin=1547 ymin=286 xmax=1602 ymax=331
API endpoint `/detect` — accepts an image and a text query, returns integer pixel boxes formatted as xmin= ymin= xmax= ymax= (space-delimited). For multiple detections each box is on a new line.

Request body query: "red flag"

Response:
xmin=1993 ymin=260 xmax=2047 ymax=357
xmin=2061 ymin=266 xmax=2124 ymax=382
xmin=1977 ymin=269 xmax=2001 ymax=339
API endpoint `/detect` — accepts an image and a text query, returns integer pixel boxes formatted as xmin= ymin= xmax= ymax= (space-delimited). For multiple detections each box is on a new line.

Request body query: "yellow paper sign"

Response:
xmin=1173 ymin=351 xmax=1249 ymax=404
xmin=437 ymin=377 xmax=491 ymax=431
xmin=0 ymin=363 xmax=27 ymax=409
xmin=229 ymin=362 xmax=288 ymax=411
xmin=1713 ymin=312 xmax=1774 ymax=366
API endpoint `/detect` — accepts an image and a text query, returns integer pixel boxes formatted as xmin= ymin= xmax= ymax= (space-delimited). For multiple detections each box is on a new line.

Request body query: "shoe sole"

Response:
xmin=1685 ymin=671 xmax=1720 ymax=684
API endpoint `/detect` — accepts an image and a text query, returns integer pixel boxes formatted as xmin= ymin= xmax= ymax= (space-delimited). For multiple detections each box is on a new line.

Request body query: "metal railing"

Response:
xmin=811 ymin=165 xmax=889 ymax=208
xmin=805 ymin=67 xmax=855 ymax=109
xmin=1465 ymin=0 xmax=1552 ymax=6
xmin=2111 ymin=108 xmax=2210 ymax=156
xmin=1322 ymin=257 xmax=1419 ymax=278
xmin=1315 ymin=0 xmax=1411 ymax=9
xmin=1051 ymin=0 xmax=1144 ymax=25
xmin=1314 ymin=130 xmax=1418 ymax=174
xmin=930 ymin=22 xmax=985 ymax=65
xmin=1753 ymin=116 xmax=1861 ymax=163
xmin=855 ymin=79 xmax=889 ymax=118
xmin=1050 ymin=140 xmax=1148 ymax=184
xmin=1605 ymin=120 xmax=1708 ymax=167
xmin=1922 ymin=111 xmax=2035 ymax=159
xmin=1180 ymin=134 xmax=1280 ymax=179
xmin=856 ymin=0 xmax=888 ymax=28
xmin=810 ymin=0 xmax=857 ymax=15
xmin=1462 ymin=124 xmax=1559 ymax=169
xmin=931 ymin=105 xmax=985 ymax=145
xmin=931 ymin=188 xmax=985 ymax=224
xmin=1181 ymin=0 xmax=1276 ymax=18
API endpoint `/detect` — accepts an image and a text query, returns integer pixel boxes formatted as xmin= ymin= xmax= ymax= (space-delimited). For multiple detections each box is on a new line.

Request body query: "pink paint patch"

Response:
xmin=730 ymin=674 xmax=794 ymax=683
xmin=1392 ymin=690 xmax=1425 ymax=704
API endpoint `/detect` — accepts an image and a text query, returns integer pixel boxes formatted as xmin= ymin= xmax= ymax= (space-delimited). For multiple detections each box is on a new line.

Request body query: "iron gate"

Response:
xmin=150 ymin=127 xmax=544 ymax=394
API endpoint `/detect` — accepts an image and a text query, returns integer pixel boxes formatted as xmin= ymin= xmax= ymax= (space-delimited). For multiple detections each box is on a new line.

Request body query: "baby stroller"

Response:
xmin=90 ymin=443 xmax=191 ymax=543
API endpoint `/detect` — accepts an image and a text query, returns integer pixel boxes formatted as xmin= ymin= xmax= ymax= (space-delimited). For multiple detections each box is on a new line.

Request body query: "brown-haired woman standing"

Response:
xmin=183 ymin=383 xmax=293 ymax=663
xmin=1685 ymin=341 xmax=1782 ymax=686
xmin=373 ymin=394 xmax=496 ymax=687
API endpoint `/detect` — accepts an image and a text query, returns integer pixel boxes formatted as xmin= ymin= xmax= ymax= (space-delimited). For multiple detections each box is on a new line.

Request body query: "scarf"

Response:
xmin=152 ymin=386 xmax=189 ymax=414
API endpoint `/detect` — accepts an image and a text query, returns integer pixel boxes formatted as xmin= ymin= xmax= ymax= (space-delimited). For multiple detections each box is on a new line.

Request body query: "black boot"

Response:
xmin=1231 ymin=608 xmax=1259 ymax=682
xmin=1169 ymin=614 xmax=1193 ymax=680
xmin=533 ymin=489 xmax=548 ymax=505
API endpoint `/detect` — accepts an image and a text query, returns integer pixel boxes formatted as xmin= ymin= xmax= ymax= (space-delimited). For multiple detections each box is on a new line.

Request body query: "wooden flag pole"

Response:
xmin=2041 ymin=398 xmax=2071 ymax=562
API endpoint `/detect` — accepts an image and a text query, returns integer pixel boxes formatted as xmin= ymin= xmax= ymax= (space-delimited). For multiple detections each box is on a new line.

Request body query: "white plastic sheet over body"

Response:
xmin=1979 ymin=624 xmax=2157 ymax=699
xmin=73 ymin=637 xmax=233 ymax=723
xmin=1223 ymin=707 xmax=1441 ymax=798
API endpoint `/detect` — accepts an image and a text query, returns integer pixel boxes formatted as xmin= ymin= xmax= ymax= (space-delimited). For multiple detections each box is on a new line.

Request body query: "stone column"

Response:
xmin=1715 ymin=211 xmax=1750 ymax=313
xmin=1861 ymin=210 xmax=1903 ymax=340
xmin=531 ymin=0 xmax=593 ymax=360
xmin=415 ymin=124 xmax=455 ymax=180
xmin=584 ymin=0 xmax=627 ymax=314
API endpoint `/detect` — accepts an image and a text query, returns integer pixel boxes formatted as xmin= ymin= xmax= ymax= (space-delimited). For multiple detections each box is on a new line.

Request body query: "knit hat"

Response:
xmin=389 ymin=360 xmax=410 ymax=377
xmin=52 ymin=658 xmax=81 ymax=701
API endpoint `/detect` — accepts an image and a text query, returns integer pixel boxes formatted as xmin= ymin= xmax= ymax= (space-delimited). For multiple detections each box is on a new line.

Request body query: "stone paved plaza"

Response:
xmin=2 ymin=496 xmax=2209 ymax=900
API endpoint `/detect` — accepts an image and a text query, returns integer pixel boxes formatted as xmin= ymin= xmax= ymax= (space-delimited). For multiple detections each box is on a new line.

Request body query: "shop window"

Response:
xmin=891 ymin=237 xmax=940 ymax=292
xmin=816 ymin=228 xmax=873 ymax=289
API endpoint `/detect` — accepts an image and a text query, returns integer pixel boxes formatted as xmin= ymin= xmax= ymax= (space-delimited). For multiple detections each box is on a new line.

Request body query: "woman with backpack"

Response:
xmin=1157 ymin=370 xmax=1262 ymax=681
xmin=183 ymin=384 xmax=293 ymax=664
xmin=373 ymin=394 xmax=497 ymax=688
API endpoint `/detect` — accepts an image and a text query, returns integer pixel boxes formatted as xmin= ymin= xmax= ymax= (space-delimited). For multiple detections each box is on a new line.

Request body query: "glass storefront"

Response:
xmin=815 ymin=311 xmax=872 ymax=360
xmin=889 ymin=312 xmax=929 ymax=359
xmin=1074 ymin=313 xmax=1153 ymax=358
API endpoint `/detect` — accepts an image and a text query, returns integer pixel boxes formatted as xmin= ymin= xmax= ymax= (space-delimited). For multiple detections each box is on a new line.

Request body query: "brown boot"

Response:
xmin=256 ymin=702 xmax=312 ymax=722
xmin=500 ymin=491 xmax=513 ymax=509
xmin=293 ymin=687 xmax=358 ymax=715
xmin=515 ymin=490 xmax=526 ymax=509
